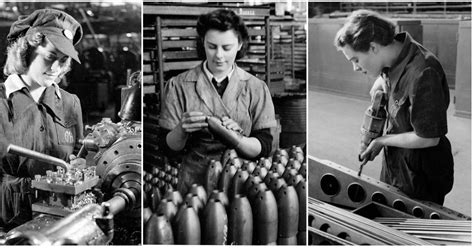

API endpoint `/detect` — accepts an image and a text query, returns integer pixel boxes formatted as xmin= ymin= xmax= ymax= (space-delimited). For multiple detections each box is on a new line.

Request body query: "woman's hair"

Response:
xmin=334 ymin=9 xmax=396 ymax=52
xmin=196 ymin=9 xmax=249 ymax=59
xmin=3 ymin=31 xmax=72 ymax=78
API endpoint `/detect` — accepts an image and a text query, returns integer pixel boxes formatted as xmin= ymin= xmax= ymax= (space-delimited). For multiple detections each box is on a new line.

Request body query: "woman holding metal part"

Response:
xmin=159 ymin=9 xmax=277 ymax=195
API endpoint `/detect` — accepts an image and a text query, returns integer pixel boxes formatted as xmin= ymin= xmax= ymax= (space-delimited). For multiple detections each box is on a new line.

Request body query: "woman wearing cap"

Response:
xmin=0 ymin=9 xmax=84 ymax=231
xmin=159 ymin=9 xmax=277 ymax=195
xmin=334 ymin=9 xmax=453 ymax=205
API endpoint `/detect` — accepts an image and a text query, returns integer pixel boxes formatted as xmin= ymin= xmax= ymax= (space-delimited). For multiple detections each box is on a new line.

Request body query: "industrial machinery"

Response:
xmin=2 ymin=71 xmax=142 ymax=246
xmin=308 ymin=155 xmax=471 ymax=245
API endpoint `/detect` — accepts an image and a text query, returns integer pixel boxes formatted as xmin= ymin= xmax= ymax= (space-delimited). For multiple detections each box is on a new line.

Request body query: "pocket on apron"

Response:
xmin=0 ymin=175 xmax=33 ymax=231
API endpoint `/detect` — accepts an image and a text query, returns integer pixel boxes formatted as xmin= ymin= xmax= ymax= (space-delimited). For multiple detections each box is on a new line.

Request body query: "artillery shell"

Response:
xmin=205 ymin=160 xmax=223 ymax=195
xmin=208 ymin=190 xmax=229 ymax=209
xmin=273 ymin=148 xmax=289 ymax=160
xmin=151 ymin=187 xmax=162 ymax=212
xmin=268 ymin=177 xmax=287 ymax=196
xmin=252 ymin=166 xmax=268 ymax=180
xmin=207 ymin=116 xmax=242 ymax=147
xmin=157 ymin=199 xmax=178 ymax=222
xmin=174 ymin=206 xmax=201 ymax=244
xmin=229 ymin=169 xmax=250 ymax=200
xmin=257 ymin=157 xmax=272 ymax=170
xmin=189 ymin=184 xmax=207 ymax=203
xmin=287 ymin=158 xmax=302 ymax=170
xmin=226 ymin=157 xmax=243 ymax=169
xmin=244 ymin=175 xmax=262 ymax=193
xmin=228 ymin=194 xmax=253 ymax=245
xmin=270 ymin=162 xmax=286 ymax=176
xmin=273 ymin=154 xmax=289 ymax=167
xmin=144 ymin=214 xmax=174 ymax=244
xmin=184 ymin=193 xmax=204 ymax=216
xmin=298 ymin=162 xmax=307 ymax=178
xmin=218 ymin=164 xmax=237 ymax=196
xmin=248 ymin=181 xmax=268 ymax=205
xmin=263 ymin=171 xmax=280 ymax=186
xmin=253 ymin=189 xmax=278 ymax=245
xmin=201 ymin=198 xmax=228 ymax=245
xmin=221 ymin=149 xmax=238 ymax=168
xmin=277 ymin=185 xmax=299 ymax=241
xmin=143 ymin=207 xmax=153 ymax=224
xmin=241 ymin=161 xmax=256 ymax=174
xmin=164 ymin=188 xmax=183 ymax=207
xmin=295 ymin=181 xmax=307 ymax=232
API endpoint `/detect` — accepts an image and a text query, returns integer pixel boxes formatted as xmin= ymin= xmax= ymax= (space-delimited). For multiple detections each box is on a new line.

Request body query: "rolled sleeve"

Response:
xmin=250 ymin=82 xmax=277 ymax=130
xmin=158 ymin=78 xmax=183 ymax=131
xmin=409 ymin=68 xmax=448 ymax=138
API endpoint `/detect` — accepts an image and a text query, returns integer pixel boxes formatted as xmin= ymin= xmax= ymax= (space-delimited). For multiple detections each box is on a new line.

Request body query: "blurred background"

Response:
xmin=0 ymin=1 xmax=141 ymax=126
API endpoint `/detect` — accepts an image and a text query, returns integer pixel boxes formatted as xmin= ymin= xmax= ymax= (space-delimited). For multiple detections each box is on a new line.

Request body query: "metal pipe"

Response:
xmin=106 ymin=196 xmax=127 ymax=216
xmin=308 ymin=226 xmax=356 ymax=245
xmin=7 ymin=144 xmax=69 ymax=171
xmin=308 ymin=197 xmax=431 ymax=245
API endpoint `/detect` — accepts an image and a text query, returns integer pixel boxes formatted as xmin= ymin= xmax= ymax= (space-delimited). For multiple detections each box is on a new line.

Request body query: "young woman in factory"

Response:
xmin=334 ymin=9 xmax=453 ymax=205
xmin=0 ymin=9 xmax=84 ymax=231
xmin=159 ymin=9 xmax=277 ymax=195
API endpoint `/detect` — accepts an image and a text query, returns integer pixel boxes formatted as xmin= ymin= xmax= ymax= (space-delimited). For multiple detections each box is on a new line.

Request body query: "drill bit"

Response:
xmin=358 ymin=158 xmax=369 ymax=176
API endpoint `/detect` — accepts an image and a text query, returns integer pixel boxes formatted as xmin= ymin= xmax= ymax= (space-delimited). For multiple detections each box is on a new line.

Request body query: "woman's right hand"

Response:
xmin=167 ymin=111 xmax=208 ymax=151
xmin=370 ymin=76 xmax=387 ymax=100
xmin=179 ymin=111 xmax=208 ymax=133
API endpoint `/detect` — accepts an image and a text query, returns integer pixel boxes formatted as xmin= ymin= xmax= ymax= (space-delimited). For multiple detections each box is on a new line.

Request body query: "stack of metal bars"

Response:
xmin=308 ymin=197 xmax=433 ymax=245
xmin=374 ymin=217 xmax=471 ymax=245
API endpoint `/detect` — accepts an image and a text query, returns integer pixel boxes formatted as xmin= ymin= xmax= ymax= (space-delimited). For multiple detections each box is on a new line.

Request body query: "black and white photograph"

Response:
xmin=0 ymin=1 xmax=142 ymax=245
xmin=0 ymin=0 xmax=472 ymax=247
xmin=307 ymin=2 xmax=471 ymax=245
xmin=142 ymin=1 xmax=307 ymax=245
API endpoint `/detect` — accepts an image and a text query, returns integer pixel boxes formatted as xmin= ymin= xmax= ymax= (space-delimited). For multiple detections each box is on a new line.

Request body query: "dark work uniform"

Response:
xmin=381 ymin=32 xmax=453 ymax=205
xmin=0 ymin=74 xmax=83 ymax=231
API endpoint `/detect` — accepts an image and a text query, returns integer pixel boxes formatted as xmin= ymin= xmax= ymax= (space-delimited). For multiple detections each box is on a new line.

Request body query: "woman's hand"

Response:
xmin=359 ymin=137 xmax=384 ymax=162
xmin=180 ymin=111 xmax=208 ymax=133
xmin=167 ymin=111 xmax=208 ymax=151
xmin=69 ymin=154 xmax=87 ymax=169
xmin=221 ymin=116 xmax=243 ymax=133
xmin=370 ymin=76 xmax=387 ymax=100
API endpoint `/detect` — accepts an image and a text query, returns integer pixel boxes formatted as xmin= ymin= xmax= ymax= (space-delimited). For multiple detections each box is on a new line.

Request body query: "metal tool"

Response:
xmin=359 ymin=90 xmax=386 ymax=163
xmin=358 ymin=157 xmax=369 ymax=177
xmin=7 ymin=144 xmax=69 ymax=171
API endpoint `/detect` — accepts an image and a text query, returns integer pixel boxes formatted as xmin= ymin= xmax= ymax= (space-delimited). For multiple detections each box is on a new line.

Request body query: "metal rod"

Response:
xmin=308 ymin=197 xmax=431 ymax=245
xmin=7 ymin=144 xmax=69 ymax=171
xmin=308 ymin=226 xmax=357 ymax=245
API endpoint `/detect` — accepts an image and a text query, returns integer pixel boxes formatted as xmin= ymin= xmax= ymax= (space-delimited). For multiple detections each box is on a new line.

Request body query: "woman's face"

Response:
xmin=204 ymin=29 xmax=242 ymax=77
xmin=26 ymin=39 xmax=69 ymax=88
xmin=340 ymin=44 xmax=383 ymax=78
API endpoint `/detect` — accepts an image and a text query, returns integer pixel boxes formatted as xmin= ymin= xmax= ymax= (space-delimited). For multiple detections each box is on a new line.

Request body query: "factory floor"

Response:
xmin=308 ymin=89 xmax=471 ymax=216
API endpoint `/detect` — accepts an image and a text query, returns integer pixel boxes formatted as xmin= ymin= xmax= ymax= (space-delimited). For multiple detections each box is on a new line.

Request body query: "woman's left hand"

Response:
xmin=69 ymin=154 xmax=87 ymax=169
xmin=221 ymin=116 xmax=243 ymax=134
xmin=360 ymin=137 xmax=384 ymax=161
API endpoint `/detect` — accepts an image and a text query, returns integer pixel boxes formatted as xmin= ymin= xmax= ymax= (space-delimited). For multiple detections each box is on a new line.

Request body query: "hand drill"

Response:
xmin=358 ymin=90 xmax=387 ymax=176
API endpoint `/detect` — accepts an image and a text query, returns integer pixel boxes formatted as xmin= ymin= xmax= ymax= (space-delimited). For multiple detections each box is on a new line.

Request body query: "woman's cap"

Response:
xmin=7 ymin=9 xmax=83 ymax=63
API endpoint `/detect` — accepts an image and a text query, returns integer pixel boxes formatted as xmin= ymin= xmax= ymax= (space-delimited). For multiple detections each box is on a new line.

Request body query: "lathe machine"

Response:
xmin=1 ymin=71 xmax=142 ymax=246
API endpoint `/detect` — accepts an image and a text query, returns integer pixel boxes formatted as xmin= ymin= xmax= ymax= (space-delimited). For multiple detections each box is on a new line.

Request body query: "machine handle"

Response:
xmin=7 ymin=144 xmax=69 ymax=171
